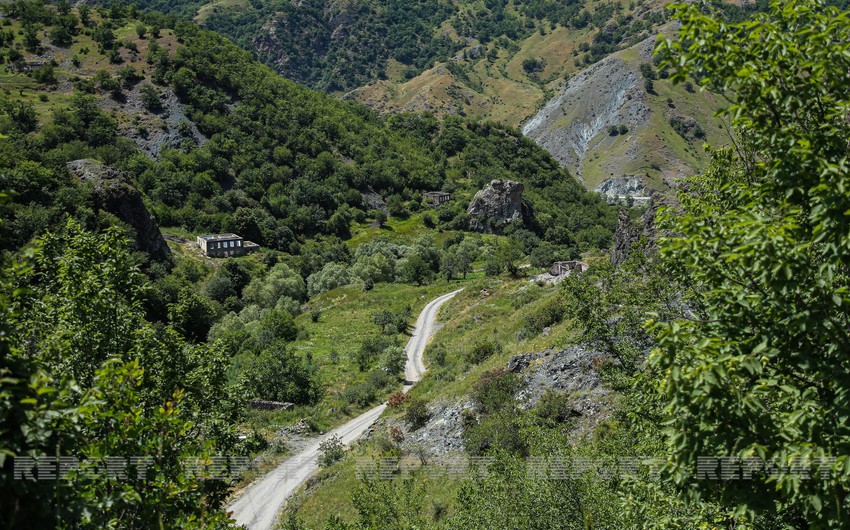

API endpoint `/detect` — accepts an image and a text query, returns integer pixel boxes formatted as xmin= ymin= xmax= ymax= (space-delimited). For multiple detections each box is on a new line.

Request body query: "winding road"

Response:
xmin=228 ymin=288 xmax=463 ymax=530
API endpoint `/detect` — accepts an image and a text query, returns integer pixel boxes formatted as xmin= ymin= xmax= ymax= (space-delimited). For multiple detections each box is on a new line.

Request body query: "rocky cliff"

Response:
xmin=521 ymin=36 xmax=724 ymax=197
xmin=467 ymin=179 xmax=533 ymax=233
xmin=67 ymin=160 xmax=171 ymax=262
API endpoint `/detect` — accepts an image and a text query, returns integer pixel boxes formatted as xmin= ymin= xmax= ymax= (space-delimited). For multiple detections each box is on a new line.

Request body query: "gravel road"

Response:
xmin=228 ymin=288 xmax=463 ymax=529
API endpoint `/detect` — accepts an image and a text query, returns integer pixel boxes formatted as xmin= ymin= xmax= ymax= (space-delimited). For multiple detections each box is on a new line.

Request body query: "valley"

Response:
xmin=2 ymin=1 xmax=850 ymax=529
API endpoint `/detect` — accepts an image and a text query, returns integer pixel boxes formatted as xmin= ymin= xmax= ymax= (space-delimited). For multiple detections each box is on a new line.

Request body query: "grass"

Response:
xmin=288 ymin=441 xmax=463 ymax=528
xmin=281 ymin=270 xmax=588 ymax=528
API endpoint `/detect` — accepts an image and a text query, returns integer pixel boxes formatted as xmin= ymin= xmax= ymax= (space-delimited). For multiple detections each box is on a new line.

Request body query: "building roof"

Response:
xmin=198 ymin=233 xmax=242 ymax=241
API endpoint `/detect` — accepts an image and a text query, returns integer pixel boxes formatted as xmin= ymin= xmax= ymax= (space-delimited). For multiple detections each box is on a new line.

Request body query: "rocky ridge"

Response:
xmin=67 ymin=159 xmax=171 ymax=262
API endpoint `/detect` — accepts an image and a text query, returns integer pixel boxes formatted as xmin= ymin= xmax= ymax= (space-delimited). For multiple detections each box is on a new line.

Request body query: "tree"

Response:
xmin=243 ymin=263 xmax=306 ymax=308
xmin=49 ymin=25 xmax=72 ymax=48
xmin=244 ymin=346 xmax=321 ymax=404
xmin=652 ymin=1 xmax=850 ymax=525
xmin=135 ymin=23 xmax=147 ymax=39
xmin=168 ymin=288 xmax=217 ymax=343
xmin=91 ymin=24 xmax=116 ymax=52
xmin=307 ymin=262 xmax=353 ymax=297
xmin=0 ymin=218 xmax=238 ymax=527
xmin=21 ymin=24 xmax=40 ymax=52
xmin=497 ymin=238 xmax=525 ymax=276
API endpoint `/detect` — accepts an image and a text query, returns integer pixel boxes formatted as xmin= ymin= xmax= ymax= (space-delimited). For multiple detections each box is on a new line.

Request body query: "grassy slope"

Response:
xmin=577 ymin=42 xmax=729 ymax=191
xmin=0 ymin=15 xmax=180 ymax=125
xmin=350 ymin=0 xmax=664 ymax=129
xmin=284 ymin=269 xmax=593 ymax=527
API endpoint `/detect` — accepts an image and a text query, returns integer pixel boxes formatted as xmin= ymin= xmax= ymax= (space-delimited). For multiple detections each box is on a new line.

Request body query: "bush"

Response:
xmin=404 ymin=398 xmax=430 ymax=430
xmin=307 ymin=262 xmax=353 ymax=297
xmin=355 ymin=335 xmax=392 ymax=371
xmin=371 ymin=307 xmax=410 ymax=334
xmin=342 ymin=382 xmax=376 ymax=407
xmin=522 ymin=57 xmax=545 ymax=74
xmin=244 ymin=346 xmax=322 ymax=405
xmin=465 ymin=340 xmax=501 ymax=365
xmin=140 ymin=83 xmax=162 ymax=112
xmin=387 ymin=391 xmax=410 ymax=409
xmin=380 ymin=346 xmax=407 ymax=377
xmin=471 ymin=368 xmax=524 ymax=414
xmin=463 ymin=411 xmax=529 ymax=456
xmin=423 ymin=212 xmax=435 ymax=228
xmin=310 ymin=306 xmax=321 ymax=323
xmin=522 ymin=297 xmax=564 ymax=335
xmin=534 ymin=389 xmax=576 ymax=423
xmin=318 ymin=435 xmax=345 ymax=467
xmin=430 ymin=343 xmax=447 ymax=366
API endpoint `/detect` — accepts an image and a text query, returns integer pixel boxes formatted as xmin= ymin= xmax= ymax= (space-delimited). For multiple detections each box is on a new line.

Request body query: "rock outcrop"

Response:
xmin=467 ymin=179 xmax=533 ymax=233
xmin=595 ymin=175 xmax=650 ymax=204
xmin=67 ymin=159 xmax=171 ymax=262
xmin=611 ymin=207 xmax=638 ymax=266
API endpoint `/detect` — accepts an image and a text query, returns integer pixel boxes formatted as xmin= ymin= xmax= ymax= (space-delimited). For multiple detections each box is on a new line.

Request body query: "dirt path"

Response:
xmin=228 ymin=288 xmax=463 ymax=530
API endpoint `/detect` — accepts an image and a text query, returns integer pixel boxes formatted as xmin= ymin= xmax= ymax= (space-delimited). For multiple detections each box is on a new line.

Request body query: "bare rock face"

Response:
xmin=611 ymin=207 xmax=638 ymax=266
xmin=67 ymin=159 xmax=171 ymax=262
xmin=467 ymin=179 xmax=533 ymax=233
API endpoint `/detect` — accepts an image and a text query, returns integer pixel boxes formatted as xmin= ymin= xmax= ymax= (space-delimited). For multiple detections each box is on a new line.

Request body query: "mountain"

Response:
xmin=521 ymin=35 xmax=728 ymax=198
xmin=0 ymin=3 xmax=615 ymax=257
xmin=120 ymin=0 xmax=753 ymax=195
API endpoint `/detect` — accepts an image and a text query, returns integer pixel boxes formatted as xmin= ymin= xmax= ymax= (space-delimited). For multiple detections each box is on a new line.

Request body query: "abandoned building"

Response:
xmin=550 ymin=260 xmax=589 ymax=277
xmin=424 ymin=191 xmax=452 ymax=207
xmin=197 ymin=234 xmax=259 ymax=258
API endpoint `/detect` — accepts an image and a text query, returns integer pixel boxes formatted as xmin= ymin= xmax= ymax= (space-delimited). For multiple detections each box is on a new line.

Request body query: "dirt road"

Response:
xmin=228 ymin=288 xmax=463 ymax=530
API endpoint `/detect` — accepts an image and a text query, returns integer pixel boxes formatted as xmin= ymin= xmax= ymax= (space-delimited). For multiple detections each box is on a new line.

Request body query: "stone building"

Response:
xmin=424 ymin=191 xmax=452 ymax=207
xmin=550 ymin=260 xmax=589 ymax=277
xmin=197 ymin=234 xmax=259 ymax=258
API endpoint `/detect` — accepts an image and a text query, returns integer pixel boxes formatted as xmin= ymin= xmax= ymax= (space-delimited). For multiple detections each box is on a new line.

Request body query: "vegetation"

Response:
xmin=280 ymin=2 xmax=850 ymax=529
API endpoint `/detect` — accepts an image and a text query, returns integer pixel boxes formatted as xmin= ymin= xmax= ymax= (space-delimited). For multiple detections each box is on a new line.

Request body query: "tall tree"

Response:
xmin=652 ymin=1 xmax=850 ymax=526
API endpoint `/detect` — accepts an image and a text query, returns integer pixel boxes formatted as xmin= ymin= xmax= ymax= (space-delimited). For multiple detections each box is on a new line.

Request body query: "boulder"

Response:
xmin=67 ymin=159 xmax=171 ymax=262
xmin=467 ymin=179 xmax=533 ymax=233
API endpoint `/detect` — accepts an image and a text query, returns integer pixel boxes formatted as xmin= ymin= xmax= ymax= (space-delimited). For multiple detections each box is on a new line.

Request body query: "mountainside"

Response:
xmin=121 ymin=0 xmax=755 ymax=193
xmin=522 ymin=35 xmax=728 ymax=196
xmin=0 ymin=3 xmax=615 ymax=257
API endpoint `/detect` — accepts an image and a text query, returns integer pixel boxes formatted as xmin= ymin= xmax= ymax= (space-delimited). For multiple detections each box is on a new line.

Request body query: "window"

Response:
xmin=237 ymin=241 xmax=242 ymax=247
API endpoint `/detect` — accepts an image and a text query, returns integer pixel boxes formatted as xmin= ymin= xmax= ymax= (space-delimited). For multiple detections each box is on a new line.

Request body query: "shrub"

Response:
xmin=318 ymin=435 xmax=345 ymax=467
xmin=355 ymin=335 xmax=392 ymax=371
xmin=430 ymin=343 xmax=447 ymax=366
xmin=372 ymin=307 xmax=410 ymax=334
xmin=522 ymin=57 xmax=545 ymax=74
xmin=404 ymin=398 xmax=430 ymax=430
xmin=244 ymin=346 xmax=322 ymax=405
xmin=307 ymin=262 xmax=352 ymax=297
xmin=465 ymin=340 xmax=501 ymax=365
xmin=380 ymin=346 xmax=407 ymax=377
xmin=342 ymin=382 xmax=376 ymax=407
xmin=471 ymin=368 xmax=524 ymax=414
xmin=139 ymin=83 xmax=162 ymax=112
xmin=522 ymin=297 xmax=564 ymax=335
xmin=310 ymin=306 xmax=321 ymax=323
xmin=387 ymin=391 xmax=410 ymax=409
xmin=463 ymin=411 xmax=529 ymax=456
xmin=534 ymin=389 xmax=576 ymax=423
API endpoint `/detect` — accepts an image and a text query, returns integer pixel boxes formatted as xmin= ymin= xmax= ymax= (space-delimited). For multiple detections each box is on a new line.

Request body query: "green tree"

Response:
xmin=651 ymin=1 xmax=850 ymax=525
xmin=243 ymin=345 xmax=321 ymax=404
xmin=497 ymin=238 xmax=525 ymax=276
